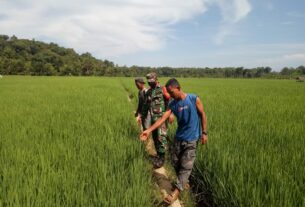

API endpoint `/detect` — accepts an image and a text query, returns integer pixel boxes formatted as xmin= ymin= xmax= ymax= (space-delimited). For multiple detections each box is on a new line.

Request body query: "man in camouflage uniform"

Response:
xmin=142 ymin=72 xmax=170 ymax=168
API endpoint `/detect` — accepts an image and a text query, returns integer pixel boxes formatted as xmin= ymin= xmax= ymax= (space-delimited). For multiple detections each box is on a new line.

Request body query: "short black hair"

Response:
xmin=166 ymin=78 xmax=180 ymax=90
xmin=135 ymin=77 xmax=145 ymax=84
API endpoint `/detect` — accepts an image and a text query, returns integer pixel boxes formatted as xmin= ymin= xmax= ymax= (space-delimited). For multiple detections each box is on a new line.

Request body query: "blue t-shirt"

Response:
xmin=169 ymin=94 xmax=201 ymax=141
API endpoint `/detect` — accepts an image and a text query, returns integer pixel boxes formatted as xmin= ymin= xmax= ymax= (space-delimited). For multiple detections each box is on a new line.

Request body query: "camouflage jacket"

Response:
xmin=142 ymin=85 xmax=167 ymax=118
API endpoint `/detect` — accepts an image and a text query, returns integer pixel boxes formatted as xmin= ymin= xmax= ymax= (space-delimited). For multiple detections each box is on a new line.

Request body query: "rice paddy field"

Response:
xmin=0 ymin=76 xmax=304 ymax=207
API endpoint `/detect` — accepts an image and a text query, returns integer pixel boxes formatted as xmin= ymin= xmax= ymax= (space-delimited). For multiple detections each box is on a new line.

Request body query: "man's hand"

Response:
xmin=168 ymin=114 xmax=175 ymax=124
xmin=140 ymin=110 xmax=172 ymax=141
xmin=201 ymin=134 xmax=208 ymax=145
xmin=136 ymin=116 xmax=142 ymax=125
xmin=140 ymin=130 xmax=150 ymax=141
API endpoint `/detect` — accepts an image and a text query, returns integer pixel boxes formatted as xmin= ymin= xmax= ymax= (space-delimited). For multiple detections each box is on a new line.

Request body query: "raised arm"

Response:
xmin=196 ymin=97 xmax=208 ymax=144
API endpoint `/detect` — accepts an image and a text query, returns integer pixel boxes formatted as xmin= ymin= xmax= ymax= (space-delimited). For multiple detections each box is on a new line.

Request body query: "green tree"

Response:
xmin=296 ymin=65 xmax=305 ymax=75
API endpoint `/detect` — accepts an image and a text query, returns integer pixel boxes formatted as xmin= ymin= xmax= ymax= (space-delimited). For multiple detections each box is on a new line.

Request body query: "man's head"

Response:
xmin=135 ymin=77 xmax=145 ymax=90
xmin=146 ymin=72 xmax=158 ymax=88
xmin=165 ymin=78 xmax=181 ymax=99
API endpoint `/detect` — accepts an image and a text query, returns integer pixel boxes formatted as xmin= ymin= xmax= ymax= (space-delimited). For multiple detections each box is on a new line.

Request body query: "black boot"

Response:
xmin=153 ymin=155 xmax=165 ymax=168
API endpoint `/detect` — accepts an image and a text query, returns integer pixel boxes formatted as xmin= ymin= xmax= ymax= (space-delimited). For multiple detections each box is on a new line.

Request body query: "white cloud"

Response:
xmin=287 ymin=11 xmax=305 ymax=18
xmin=0 ymin=0 xmax=251 ymax=57
xmin=215 ymin=0 xmax=251 ymax=23
xmin=190 ymin=44 xmax=305 ymax=70
xmin=111 ymin=43 xmax=305 ymax=70
xmin=213 ymin=24 xmax=238 ymax=45
xmin=212 ymin=0 xmax=251 ymax=44
xmin=248 ymin=48 xmax=305 ymax=70
xmin=283 ymin=53 xmax=305 ymax=61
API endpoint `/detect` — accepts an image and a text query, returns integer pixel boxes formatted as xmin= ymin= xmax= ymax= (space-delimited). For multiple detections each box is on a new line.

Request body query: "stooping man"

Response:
xmin=141 ymin=72 xmax=171 ymax=168
xmin=140 ymin=78 xmax=208 ymax=204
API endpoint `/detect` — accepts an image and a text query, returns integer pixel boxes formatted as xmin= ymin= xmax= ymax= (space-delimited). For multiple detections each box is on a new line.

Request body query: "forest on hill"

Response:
xmin=1 ymin=34 xmax=304 ymax=78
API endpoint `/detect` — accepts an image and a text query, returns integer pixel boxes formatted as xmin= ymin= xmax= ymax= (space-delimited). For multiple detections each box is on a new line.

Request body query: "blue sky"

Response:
xmin=0 ymin=0 xmax=304 ymax=71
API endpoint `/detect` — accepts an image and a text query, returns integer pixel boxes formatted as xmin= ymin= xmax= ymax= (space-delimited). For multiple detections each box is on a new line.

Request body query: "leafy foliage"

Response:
xmin=0 ymin=35 xmax=114 ymax=76
xmin=0 ymin=35 xmax=304 ymax=78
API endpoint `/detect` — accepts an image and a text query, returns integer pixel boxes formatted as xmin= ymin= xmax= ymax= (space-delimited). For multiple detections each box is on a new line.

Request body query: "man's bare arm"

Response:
xmin=196 ymin=97 xmax=208 ymax=144
xmin=140 ymin=110 xmax=172 ymax=140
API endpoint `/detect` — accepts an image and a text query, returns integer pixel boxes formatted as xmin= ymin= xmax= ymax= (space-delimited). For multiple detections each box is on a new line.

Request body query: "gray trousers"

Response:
xmin=171 ymin=139 xmax=197 ymax=191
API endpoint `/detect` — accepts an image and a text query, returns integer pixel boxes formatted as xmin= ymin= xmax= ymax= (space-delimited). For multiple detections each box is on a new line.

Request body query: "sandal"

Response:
xmin=164 ymin=189 xmax=180 ymax=204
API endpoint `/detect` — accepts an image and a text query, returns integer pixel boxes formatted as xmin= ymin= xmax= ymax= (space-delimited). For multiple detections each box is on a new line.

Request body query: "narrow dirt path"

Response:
xmin=121 ymin=83 xmax=183 ymax=207
xmin=144 ymin=138 xmax=183 ymax=207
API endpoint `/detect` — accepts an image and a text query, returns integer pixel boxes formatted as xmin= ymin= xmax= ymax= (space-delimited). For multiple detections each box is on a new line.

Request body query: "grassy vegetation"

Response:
xmin=181 ymin=78 xmax=305 ymax=207
xmin=1 ymin=76 xmax=304 ymax=207
xmin=0 ymin=76 xmax=155 ymax=207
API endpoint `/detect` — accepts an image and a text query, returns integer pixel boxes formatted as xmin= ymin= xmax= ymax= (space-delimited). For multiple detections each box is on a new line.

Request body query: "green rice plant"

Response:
xmin=179 ymin=78 xmax=305 ymax=207
xmin=1 ymin=77 xmax=304 ymax=207
xmin=0 ymin=76 xmax=155 ymax=207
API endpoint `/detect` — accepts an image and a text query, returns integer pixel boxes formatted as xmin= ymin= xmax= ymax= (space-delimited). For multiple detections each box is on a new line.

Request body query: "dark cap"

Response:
xmin=135 ymin=77 xmax=145 ymax=84
xmin=146 ymin=72 xmax=157 ymax=82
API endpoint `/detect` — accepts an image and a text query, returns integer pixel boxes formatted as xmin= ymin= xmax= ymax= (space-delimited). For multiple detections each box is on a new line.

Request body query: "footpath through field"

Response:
xmin=122 ymin=82 xmax=183 ymax=207
xmin=144 ymin=138 xmax=183 ymax=207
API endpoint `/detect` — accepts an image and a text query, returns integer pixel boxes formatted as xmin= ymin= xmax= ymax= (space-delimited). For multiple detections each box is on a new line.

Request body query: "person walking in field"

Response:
xmin=134 ymin=77 xmax=148 ymax=130
xmin=142 ymin=72 xmax=171 ymax=168
xmin=140 ymin=78 xmax=208 ymax=204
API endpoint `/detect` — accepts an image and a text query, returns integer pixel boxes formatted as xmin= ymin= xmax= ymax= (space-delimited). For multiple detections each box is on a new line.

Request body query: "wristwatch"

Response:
xmin=202 ymin=131 xmax=208 ymax=135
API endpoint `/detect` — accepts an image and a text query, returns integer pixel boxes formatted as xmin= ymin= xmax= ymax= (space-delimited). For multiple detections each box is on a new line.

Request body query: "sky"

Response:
xmin=0 ymin=0 xmax=304 ymax=71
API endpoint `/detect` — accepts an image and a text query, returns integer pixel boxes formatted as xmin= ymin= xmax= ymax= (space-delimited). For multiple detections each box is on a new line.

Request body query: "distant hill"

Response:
xmin=0 ymin=34 xmax=115 ymax=76
xmin=0 ymin=34 xmax=304 ymax=78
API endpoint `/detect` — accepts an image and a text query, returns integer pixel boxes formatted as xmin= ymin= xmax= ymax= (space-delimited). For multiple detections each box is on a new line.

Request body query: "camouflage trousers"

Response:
xmin=151 ymin=115 xmax=167 ymax=158
xmin=171 ymin=139 xmax=197 ymax=191
xmin=143 ymin=113 xmax=167 ymax=157
xmin=142 ymin=113 xmax=167 ymax=168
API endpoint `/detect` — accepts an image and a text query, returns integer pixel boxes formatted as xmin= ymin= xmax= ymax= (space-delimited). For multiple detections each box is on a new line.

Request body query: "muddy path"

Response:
xmin=144 ymin=138 xmax=183 ymax=207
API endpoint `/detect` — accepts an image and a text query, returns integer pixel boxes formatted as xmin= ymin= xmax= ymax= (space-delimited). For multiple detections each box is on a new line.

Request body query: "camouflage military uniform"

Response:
xmin=142 ymin=85 xmax=168 ymax=165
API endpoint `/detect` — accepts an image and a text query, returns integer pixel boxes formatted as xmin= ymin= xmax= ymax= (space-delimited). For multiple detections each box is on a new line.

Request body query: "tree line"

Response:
xmin=1 ymin=34 xmax=304 ymax=78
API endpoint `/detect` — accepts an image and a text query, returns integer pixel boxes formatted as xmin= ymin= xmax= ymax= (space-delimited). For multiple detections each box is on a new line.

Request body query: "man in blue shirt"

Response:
xmin=140 ymin=78 xmax=208 ymax=204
